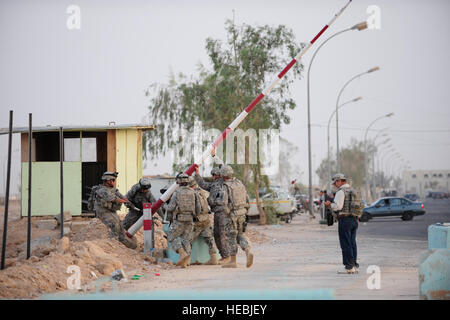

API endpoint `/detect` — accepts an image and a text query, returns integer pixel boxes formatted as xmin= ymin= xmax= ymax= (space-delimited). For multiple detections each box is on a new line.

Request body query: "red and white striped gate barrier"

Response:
xmin=126 ymin=0 xmax=353 ymax=238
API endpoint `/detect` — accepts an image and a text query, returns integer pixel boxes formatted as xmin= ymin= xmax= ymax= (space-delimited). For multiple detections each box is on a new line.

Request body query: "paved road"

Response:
xmin=357 ymin=198 xmax=450 ymax=240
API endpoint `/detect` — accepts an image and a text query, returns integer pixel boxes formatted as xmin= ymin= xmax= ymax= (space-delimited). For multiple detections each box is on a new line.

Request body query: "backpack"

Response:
xmin=87 ymin=185 xmax=100 ymax=212
xmin=224 ymin=179 xmax=248 ymax=211
xmin=195 ymin=188 xmax=210 ymax=221
xmin=344 ymin=188 xmax=364 ymax=218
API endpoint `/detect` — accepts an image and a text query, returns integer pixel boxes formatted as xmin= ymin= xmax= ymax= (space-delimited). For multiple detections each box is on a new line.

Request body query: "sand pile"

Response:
xmin=0 ymin=217 xmax=171 ymax=299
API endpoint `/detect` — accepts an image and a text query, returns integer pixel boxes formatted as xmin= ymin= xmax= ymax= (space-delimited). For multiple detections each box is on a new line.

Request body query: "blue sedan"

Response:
xmin=360 ymin=197 xmax=425 ymax=222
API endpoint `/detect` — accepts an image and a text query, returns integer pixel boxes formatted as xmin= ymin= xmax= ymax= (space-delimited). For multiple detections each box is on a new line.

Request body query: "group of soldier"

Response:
xmin=89 ymin=157 xmax=254 ymax=270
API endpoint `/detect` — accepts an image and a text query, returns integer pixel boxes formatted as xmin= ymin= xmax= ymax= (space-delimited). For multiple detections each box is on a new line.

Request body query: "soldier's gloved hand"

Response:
xmin=116 ymin=198 xmax=128 ymax=204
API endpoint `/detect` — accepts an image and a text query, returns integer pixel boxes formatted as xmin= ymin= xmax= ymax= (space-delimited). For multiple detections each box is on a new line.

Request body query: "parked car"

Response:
xmin=248 ymin=189 xmax=297 ymax=223
xmin=427 ymin=191 xmax=447 ymax=199
xmin=360 ymin=197 xmax=425 ymax=222
xmin=404 ymin=193 xmax=419 ymax=201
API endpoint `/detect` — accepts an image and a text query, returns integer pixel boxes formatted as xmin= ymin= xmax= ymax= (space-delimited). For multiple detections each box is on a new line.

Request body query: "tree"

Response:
xmin=316 ymin=139 xmax=367 ymax=189
xmin=143 ymin=18 xmax=304 ymax=224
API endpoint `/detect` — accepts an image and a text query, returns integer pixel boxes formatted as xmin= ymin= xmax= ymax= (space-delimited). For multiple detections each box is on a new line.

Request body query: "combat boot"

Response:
xmin=181 ymin=255 xmax=191 ymax=268
xmin=205 ymin=251 xmax=218 ymax=265
xmin=176 ymin=248 xmax=189 ymax=266
xmin=244 ymin=247 xmax=254 ymax=268
xmin=218 ymin=256 xmax=231 ymax=265
xmin=221 ymin=255 xmax=237 ymax=268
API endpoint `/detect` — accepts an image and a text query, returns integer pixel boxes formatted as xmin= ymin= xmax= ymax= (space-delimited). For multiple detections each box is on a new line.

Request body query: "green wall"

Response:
xmin=21 ymin=162 xmax=82 ymax=216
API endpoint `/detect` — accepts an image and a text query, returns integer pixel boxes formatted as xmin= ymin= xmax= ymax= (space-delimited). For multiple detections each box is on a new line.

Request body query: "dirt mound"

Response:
xmin=0 ymin=210 xmax=266 ymax=299
xmin=0 ymin=216 xmax=171 ymax=299
xmin=70 ymin=218 xmax=110 ymax=242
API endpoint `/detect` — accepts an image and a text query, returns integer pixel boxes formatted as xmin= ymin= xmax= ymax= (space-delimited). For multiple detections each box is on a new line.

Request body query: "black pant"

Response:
xmin=338 ymin=216 xmax=358 ymax=269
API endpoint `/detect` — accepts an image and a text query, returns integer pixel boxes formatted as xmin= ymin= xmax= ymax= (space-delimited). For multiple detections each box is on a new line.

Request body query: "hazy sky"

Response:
xmin=1 ymin=0 xmax=449 ymax=194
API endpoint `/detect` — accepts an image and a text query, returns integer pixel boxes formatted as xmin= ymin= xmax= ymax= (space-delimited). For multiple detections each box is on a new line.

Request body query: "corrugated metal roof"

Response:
xmin=0 ymin=123 xmax=156 ymax=135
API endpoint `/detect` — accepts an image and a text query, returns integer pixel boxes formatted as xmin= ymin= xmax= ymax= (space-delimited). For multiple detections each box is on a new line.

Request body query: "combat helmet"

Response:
xmin=211 ymin=167 xmax=221 ymax=177
xmin=220 ymin=165 xmax=233 ymax=178
xmin=102 ymin=171 xmax=118 ymax=181
xmin=176 ymin=173 xmax=190 ymax=185
xmin=331 ymin=173 xmax=347 ymax=183
xmin=139 ymin=177 xmax=152 ymax=190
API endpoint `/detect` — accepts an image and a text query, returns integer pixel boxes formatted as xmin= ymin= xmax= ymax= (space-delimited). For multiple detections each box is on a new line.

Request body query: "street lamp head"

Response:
xmin=386 ymin=112 xmax=394 ymax=117
xmin=367 ymin=66 xmax=380 ymax=73
xmin=353 ymin=96 xmax=363 ymax=102
xmin=351 ymin=21 xmax=369 ymax=31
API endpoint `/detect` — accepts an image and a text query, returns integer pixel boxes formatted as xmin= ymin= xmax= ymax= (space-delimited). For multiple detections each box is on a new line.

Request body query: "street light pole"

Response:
xmin=336 ymin=66 xmax=380 ymax=172
xmin=380 ymin=146 xmax=395 ymax=188
xmin=306 ymin=21 xmax=368 ymax=216
xmin=371 ymin=138 xmax=390 ymax=199
xmin=364 ymin=113 xmax=394 ymax=202
xmin=327 ymin=97 xmax=362 ymax=192
xmin=385 ymin=152 xmax=401 ymax=180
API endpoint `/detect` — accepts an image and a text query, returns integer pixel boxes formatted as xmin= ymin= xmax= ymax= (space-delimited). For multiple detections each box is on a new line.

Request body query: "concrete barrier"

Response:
xmin=163 ymin=224 xmax=219 ymax=264
xmin=418 ymin=249 xmax=450 ymax=300
xmin=418 ymin=223 xmax=450 ymax=300
xmin=428 ymin=223 xmax=450 ymax=249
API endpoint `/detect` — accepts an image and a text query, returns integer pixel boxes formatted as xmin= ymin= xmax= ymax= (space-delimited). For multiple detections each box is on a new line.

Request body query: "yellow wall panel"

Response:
xmin=115 ymin=129 xmax=143 ymax=214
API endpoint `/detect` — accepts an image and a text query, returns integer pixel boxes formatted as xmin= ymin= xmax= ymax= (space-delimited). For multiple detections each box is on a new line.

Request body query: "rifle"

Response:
xmin=124 ymin=200 xmax=141 ymax=212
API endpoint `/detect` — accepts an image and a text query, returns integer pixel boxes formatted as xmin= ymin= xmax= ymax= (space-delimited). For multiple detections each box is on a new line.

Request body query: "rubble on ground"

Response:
xmin=0 ymin=216 xmax=171 ymax=299
xmin=0 ymin=207 xmax=268 ymax=299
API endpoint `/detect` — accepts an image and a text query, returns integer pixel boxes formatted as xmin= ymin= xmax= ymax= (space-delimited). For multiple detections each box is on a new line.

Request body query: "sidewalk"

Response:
xmin=45 ymin=212 xmax=427 ymax=300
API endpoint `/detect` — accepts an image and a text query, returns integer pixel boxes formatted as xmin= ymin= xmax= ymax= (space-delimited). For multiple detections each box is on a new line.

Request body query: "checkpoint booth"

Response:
xmin=9 ymin=124 xmax=155 ymax=217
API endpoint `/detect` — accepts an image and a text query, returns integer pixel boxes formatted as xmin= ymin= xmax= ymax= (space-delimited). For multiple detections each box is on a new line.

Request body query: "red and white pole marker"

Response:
xmin=126 ymin=0 xmax=353 ymax=238
xmin=142 ymin=203 xmax=153 ymax=252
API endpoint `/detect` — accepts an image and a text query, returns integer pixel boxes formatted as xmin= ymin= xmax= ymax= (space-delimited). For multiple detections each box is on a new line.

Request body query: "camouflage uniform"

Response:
xmin=217 ymin=178 xmax=251 ymax=256
xmin=194 ymin=173 xmax=227 ymax=258
xmin=166 ymin=185 xmax=201 ymax=255
xmin=192 ymin=186 xmax=217 ymax=252
xmin=122 ymin=182 xmax=164 ymax=230
xmin=93 ymin=184 xmax=137 ymax=249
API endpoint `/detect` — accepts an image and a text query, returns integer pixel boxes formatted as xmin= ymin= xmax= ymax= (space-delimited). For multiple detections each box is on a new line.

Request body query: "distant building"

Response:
xmin=402 ymin=170 xmax=450 ymax=197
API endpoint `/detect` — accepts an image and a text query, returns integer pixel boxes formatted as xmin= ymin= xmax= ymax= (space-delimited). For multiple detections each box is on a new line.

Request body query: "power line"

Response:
xmin=311 ymin=123 xmax=450 ymax=133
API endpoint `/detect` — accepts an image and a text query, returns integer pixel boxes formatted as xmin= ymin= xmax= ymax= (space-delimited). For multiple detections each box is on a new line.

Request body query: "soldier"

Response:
xmin=166 ymin=173 xmax=201 ymax=268
xmin=189 ymin=176 xmax=218 ymax=265
xmin=216 ymin=165 xmax=254 ymax=268
xmin=122 ymin=178 xmax=164 ymax=230
xmin=92 ymin=171 xmax=137 ymax=249
xmin=194 ymin=164 xmax=229 ymax=264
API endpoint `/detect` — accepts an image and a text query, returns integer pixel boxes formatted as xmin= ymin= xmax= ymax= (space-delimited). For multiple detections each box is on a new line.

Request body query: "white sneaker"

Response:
xmin=337 ymin=267 xmax=356 ymax=274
